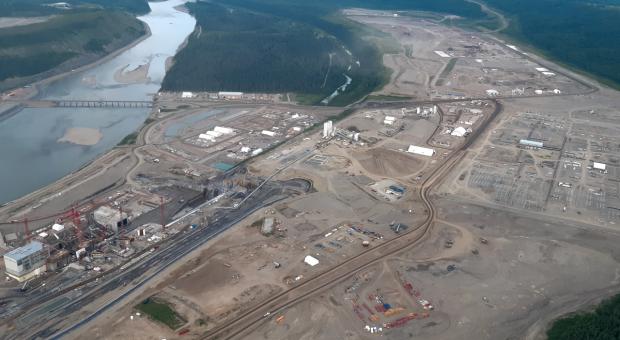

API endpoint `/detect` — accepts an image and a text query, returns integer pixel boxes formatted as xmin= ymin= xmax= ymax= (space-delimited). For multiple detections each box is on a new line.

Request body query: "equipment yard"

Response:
xmin=2 ymin=7 xmax=620 ymax=340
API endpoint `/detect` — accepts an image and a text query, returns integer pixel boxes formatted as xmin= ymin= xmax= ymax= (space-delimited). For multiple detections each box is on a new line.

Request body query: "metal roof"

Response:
xmin=4 ymin=241 xmax=44 ymax=261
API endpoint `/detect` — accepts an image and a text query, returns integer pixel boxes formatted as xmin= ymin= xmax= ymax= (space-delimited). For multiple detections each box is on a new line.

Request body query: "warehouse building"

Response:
xmin=407 ymin=145 xmax=435 ymax=157
xmin=4 ymin=241 xmax=49 ymax=282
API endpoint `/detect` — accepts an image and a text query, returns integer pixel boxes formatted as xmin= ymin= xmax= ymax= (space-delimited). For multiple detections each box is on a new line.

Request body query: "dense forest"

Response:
xmin=484 ymin=0 xmax=620 ymax=88
xmin=162 ymin=2 xmax=357 ymax=104
xmin=162 ymin=0 xmax=490 ymax=105
xmin=0 ymin=10 xmax=146 ymax=82
xmin=0 ymin=0 xmax=150 ymax=16
xmin=547 ymin=294 xmax=620 ymax=339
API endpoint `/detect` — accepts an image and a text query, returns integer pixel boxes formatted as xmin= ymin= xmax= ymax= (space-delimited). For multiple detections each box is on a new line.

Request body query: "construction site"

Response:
xmin=2 ymin=6 xmax=620 ymax=340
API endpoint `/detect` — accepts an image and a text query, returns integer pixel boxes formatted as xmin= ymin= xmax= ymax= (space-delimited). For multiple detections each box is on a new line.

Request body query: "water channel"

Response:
xmin=0 ymin=0 xmax=195 ymax=204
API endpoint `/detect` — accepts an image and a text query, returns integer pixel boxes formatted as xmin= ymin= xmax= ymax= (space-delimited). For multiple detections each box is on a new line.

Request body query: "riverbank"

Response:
xmin=0 ymin=0 xmax=196 ymax=206
xmin=0 ymin=19 xmax=152 ymax=112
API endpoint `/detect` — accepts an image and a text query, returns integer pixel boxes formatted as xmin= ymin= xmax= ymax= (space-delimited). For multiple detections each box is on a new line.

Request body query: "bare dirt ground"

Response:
xmin=353 ymin=148 xmax=423 ymax=178
xmin=242 ymin=198 xmax=620 ymax=340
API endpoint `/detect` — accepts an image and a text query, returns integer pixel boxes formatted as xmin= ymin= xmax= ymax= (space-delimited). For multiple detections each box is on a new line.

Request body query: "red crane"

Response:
xmin=67 ymin=205 xmax=84 ymax=246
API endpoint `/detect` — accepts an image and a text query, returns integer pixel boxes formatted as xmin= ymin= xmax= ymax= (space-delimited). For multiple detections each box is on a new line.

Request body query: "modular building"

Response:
xmin=519 ymin=139 xmax=543 ymax=148
xmin=213 ymin=126 xmax=233 ymax=134
xmin=407 ymin=145 xmax=435 ymax=157
xmin=4 ymin=241 xmax=49 ymax=282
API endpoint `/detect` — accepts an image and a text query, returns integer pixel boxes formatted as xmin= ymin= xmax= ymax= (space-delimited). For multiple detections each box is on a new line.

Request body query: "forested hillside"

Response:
xmin=547 ymin=294 xmax=620 ymax=340
xmin=484 ymin=0 xmax=620 ymax=88
xmin=0 ymin=0 xmax=150 ymax=16
xmin=161 ymin=2 xmax=357 ymax=104
xmin=162 ymin=0 xmax=490 ymax=105
xmin=0 ymin=10 xmax=146 ymax=84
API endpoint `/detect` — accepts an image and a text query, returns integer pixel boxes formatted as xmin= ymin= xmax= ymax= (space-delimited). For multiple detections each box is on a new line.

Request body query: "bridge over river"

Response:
xmin=3 ymin=99 xmax=153 ymax=109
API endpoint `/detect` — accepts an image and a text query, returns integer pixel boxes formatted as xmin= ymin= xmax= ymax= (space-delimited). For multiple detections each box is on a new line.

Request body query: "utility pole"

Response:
xmin=160 ymin=196 xmax=165 ymax=229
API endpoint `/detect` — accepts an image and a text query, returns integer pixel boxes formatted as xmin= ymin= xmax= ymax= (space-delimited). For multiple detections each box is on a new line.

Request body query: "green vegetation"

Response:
xmin=118 ymin=132 xmax=138 ymax=146
xmin=162 ymin=2 xmax=355 ymax=104
xmin=162 ymin=0 xmax=490 ymax=106
xmin=367 ymin=94 xmax=412 ymax=101
xmin=0 ymin=10 xmax=145 ymax=83
xmin=0 ymin=0 xmax=150 ymax=16
xmin=547 ymin=294 xmax=620 ymax=340
xmin=435 ymin=58 xmax=458 ymax=86
xmin=483 ymin=0 xmax=620 ymax=88
xmin=136 ymin=298 xmax=186 ymax=330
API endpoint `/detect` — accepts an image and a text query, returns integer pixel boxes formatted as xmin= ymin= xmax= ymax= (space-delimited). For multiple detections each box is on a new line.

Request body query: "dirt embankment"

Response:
xmin=353 ymin=148 xmax=423 ymax=177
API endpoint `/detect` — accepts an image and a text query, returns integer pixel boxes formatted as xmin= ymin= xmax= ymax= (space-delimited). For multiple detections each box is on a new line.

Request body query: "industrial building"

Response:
xmin=4 ymin=241 xmax=49 ymax=281
xmin=323 ymin=120 xmax=334 ymax=138
xmin=94 ymin=206 xmax=128 ymax=233
xmin=407 ymin=145 xmax=435 ymax=157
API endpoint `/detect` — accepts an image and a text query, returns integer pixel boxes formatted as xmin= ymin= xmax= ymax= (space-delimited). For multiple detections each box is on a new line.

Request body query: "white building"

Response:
xmin=213 ymin=126 xmax=233 ymax=134
xmin=252 ymin=148 xmax=263 ymax=156
xmin=593 ymin=162 xmax=606 ymax=171
xmin=384 ymin=116 xmax=396 ymax=125
xmin=218 ymin=91 xmax=243 ymax=99
xmin=261 ymin=130 xmax=276 ymax=137
xmin=240 ymin=146 xmax=251 ymax=153
xmin=181 ymin=92 xmax=194 ymax=98
xmin=4 ymin=241 xmax=48 ymax=282
xmin=304 ymin=255 xmax=319 ymax=266
xmin=199 ymin=133 xmax=215 ymax=142
xmin=407 ymin=145 xmax=435 ymax=157
xmin=323 ymin=120 xmax=334 ymax=138
xmin=486 ymin=89 xmax=499 ymax=96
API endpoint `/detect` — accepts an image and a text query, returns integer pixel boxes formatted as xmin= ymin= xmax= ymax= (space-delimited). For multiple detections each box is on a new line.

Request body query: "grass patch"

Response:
xmin=367 ymin=94 xmax=412 ymax=102
xmin=294 ymin=93 xmax=324 ymax=106
xmin=435 ymin=57 xmax=458 ymax=86
xmin=136 ymin=297 xmax=186 ymax=330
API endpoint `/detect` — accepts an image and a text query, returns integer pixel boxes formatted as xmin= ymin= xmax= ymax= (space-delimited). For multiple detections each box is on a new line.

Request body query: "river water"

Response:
xmin=0 ymin=0 xmax=195 ymax=204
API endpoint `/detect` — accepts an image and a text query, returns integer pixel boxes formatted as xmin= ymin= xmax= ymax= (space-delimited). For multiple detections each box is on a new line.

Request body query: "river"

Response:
xmin=0 ymin=0 xmax=196 ymax=204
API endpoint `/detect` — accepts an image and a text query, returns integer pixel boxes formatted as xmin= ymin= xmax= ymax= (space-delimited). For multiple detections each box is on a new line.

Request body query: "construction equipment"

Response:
xmin=384 ymin=307 xmax=404 ymax=317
